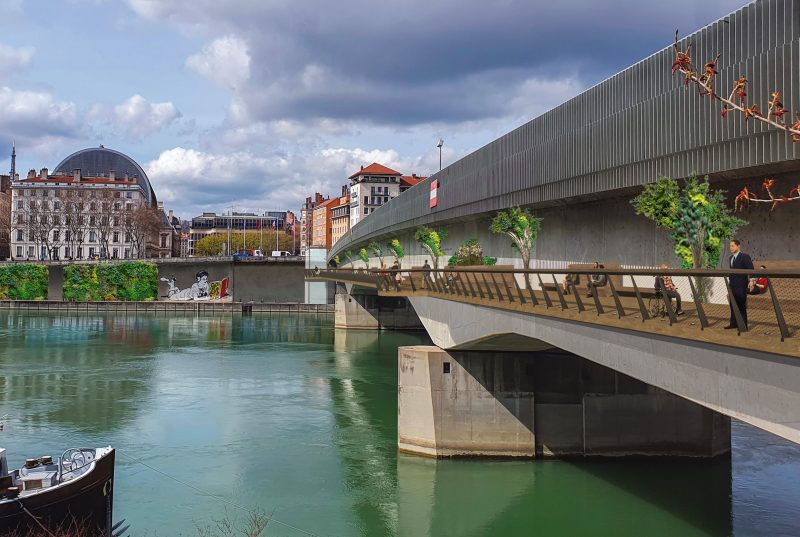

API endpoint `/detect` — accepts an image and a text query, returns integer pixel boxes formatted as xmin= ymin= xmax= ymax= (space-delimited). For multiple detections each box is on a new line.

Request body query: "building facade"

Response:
xmin=330 ymin=185 xmax=350 ymax=247
xmin=188 ymin=211 xmax=286 ymax=256
xmin=10 ymin=146 xmax=164 ymax=260
xmin=311 ymin=197 xmax=339 ymax=250
xmin=348 ymin=163 xmax=402 ymax=229
xmin=300 ymin=193 xmax=325 ymax=257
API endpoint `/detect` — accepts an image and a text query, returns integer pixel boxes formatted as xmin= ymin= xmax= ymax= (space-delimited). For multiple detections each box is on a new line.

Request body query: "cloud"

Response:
xmin=0 ymin=86 xmax=82 ymax=156
xmin=144 ymin=145 xmax=439 ymax=217
xmin=186 ymin=36 xmax=250 ymax=90
xmin=90 ymin=94 xmax=181 ymax=141
xmin=128 ymin=0 xmax=747 ymax=129
xmin=0 ymin=43 xmax=33 ymax=81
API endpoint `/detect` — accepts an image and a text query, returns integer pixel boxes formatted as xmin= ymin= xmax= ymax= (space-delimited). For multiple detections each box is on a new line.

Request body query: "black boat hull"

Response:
xmin=0 ymin=449 xmax=115 ymax=536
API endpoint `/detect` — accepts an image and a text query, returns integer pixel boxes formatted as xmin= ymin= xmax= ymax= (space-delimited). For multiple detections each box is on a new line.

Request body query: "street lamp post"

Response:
xmin=436 ymin=138 xmax=444 ymax=171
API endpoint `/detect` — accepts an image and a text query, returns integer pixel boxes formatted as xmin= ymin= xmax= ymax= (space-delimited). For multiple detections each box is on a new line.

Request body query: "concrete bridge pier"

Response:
xmin=398 ymin=346 xmax=731 ymax=459
xmin=335 ymin=290 xmax=423 ymax=330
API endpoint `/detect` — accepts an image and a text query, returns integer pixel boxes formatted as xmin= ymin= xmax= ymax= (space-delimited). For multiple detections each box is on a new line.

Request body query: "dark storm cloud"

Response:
xmin=135 ymin=0 xmax=748 ymax=125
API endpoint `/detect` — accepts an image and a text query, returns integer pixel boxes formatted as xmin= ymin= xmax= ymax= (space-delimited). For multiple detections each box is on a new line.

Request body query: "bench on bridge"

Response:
xmin=399 ymin=266 xmax=523 ymax=298
xmin=540 ymin=263 xmax=625 ymax=298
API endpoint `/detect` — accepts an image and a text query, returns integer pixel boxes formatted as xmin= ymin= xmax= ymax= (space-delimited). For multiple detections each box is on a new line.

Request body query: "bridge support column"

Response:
xmin=398 ymin=346 xmax=730 ymax=459
xmin=335 ymin=292 xmax=423 ymax=330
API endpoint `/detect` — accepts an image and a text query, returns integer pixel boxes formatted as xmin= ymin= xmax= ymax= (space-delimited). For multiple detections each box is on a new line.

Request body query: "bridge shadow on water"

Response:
xmin=439 ymin=349 xmax=734 ymax=537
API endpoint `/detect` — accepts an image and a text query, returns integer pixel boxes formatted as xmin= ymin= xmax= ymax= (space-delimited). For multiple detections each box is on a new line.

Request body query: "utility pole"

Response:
xmin=437 ymin=138 xmax=444 ymax=171
xmin=226 ymin=205 xmax=233 ymax=256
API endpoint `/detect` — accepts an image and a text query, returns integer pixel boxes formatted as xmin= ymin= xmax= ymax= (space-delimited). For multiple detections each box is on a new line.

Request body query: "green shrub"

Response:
xmin=63 ymin=262 xmax=158 ymax=302
xmin=447 ymin=239 xmax=496 ymax=267
xmin=0 ymin=264 xmax=48 ymax=300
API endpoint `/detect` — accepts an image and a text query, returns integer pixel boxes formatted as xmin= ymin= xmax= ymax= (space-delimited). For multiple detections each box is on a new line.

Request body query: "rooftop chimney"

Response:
xmin=27 ymin=169 xmax=35 ymax=179
xmin=109 ymin=170 xmax=116 ymax=180
xmin=39 ymin=168 xmax=48 ymax=178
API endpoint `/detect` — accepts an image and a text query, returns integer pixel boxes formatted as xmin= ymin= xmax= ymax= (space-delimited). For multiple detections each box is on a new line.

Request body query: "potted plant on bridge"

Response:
xmin=358 ymin=247 xmax=370 ymax=268
xmin=631 ymin=174 xmax=746 ymax=299
xmin=387 ymin=239 xmax=405 ymax=268
xmin=342 ymin=250 xmax=354 ymax=268
xmin=415 ymin=227 xmax=448 ymax=270
xmin=368 ymin=241 xmax=385 ymax=267
xmin=489 ymin=207 xmax=542 ymax=290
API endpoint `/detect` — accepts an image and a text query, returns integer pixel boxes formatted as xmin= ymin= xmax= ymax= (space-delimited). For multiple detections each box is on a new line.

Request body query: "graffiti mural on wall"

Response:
xmin=160 ymin=270 xmax=231 ymax=301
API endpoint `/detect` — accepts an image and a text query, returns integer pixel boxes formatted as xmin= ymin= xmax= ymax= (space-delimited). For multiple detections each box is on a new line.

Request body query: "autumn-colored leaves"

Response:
xmin=672 ymin=30 xmax=800 ymax=142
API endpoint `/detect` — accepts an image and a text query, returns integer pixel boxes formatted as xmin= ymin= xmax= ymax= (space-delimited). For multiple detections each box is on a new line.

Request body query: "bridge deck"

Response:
xmin=310 ymin=269 xmax=800 ymax=358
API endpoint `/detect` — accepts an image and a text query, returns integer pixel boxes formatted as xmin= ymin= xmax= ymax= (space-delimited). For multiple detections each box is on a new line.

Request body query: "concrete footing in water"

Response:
xmin=398 ymin=346 xmax=731 ymax=459
xmin=335 ymin=292 xmax=423 ymax=330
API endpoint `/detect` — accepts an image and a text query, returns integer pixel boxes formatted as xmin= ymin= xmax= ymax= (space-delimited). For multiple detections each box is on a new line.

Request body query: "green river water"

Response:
xmin=0 ymin=312 xmax=798 ymax=536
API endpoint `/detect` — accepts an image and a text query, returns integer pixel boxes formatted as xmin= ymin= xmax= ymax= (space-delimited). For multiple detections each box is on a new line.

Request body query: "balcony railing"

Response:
xmin=307 ymin=267 xmax=800 ymax=358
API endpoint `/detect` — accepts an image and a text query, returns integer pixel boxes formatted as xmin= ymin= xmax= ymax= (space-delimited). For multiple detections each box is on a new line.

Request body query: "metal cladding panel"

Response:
xmin=331 ymin=0 xmax=800 ymax=258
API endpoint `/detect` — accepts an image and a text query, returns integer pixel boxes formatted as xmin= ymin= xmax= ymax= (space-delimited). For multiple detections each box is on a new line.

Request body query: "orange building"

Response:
xmin=311 ymin=196 xmax=342 ymax=251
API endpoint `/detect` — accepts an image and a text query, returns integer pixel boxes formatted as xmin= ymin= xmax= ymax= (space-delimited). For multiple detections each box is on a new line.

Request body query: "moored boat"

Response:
xmin=0 ymin=446 xmax=115 ymax=536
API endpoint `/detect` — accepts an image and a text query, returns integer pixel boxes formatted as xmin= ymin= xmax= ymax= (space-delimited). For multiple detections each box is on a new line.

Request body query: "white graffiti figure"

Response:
xmin=160 ymin=271 xmax=211 ymax=301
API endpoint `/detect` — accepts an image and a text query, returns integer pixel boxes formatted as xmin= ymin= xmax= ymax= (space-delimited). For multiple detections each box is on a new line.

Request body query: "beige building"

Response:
xmin=330 ymin=186 xmax=350 ymax=248
xmin=348 ymin=163 xmax=402 ymax=228
xmin=311 ymin=197 xmax=337 ymax=250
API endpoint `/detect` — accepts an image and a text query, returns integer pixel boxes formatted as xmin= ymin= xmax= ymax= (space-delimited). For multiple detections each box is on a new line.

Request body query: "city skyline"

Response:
xmin=0 ymin=0 xmax=745 ymax=218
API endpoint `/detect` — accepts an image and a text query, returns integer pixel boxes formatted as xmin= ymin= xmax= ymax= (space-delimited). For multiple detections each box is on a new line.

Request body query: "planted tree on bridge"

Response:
xmin=368 ymin=241 xmax=385 ymax=267
xmin=342 ymin=250 xmax=354 ymax=267
xmin=415 ymin=227 xmax=448 ymax=270
xmin=489 ymin=207 xmax=542 ymax=290
xmin=358 ymin=247 xmax=370 ymax=268
xmin=387 ymin=239 xmax=405 ymax=268
xmin=632 ymin=175 xmax=745 ymax=270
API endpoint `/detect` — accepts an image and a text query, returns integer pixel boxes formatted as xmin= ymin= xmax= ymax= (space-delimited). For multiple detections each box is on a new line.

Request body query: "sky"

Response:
xmin=0 ymin=0 xmax=748 ymax=219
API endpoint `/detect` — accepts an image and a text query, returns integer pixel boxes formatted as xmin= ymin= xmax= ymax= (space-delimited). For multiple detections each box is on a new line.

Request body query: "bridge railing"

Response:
xmin=307 ymin=267 xmax=800 ymax=347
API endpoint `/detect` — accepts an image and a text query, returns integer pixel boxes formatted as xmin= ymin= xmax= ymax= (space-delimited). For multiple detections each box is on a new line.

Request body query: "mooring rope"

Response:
xmin=15 ymin=498 xmax=58 ymax=537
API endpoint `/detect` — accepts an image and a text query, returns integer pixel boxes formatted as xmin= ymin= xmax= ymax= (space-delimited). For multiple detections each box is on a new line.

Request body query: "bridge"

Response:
xmin=312 ymin=0 xmax=800 ymax=459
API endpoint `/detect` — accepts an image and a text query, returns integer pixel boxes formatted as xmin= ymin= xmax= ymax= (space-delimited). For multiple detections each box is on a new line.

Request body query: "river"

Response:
xmin=0 ymin=312 xmax=798 ymax=536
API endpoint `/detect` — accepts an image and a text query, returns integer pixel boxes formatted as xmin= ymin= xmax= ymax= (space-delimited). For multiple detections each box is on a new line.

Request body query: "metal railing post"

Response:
xmin=551 ymin=275 xmax=568 ymax=310
xmin=724 ymin=276 xmax=747 ymax=334
xmin=607 ymin=278 xmax=625 ymax=318
xmin=481 ymin=272 xmax=495 ymax=299
xmin=766 ymin=279 xmax=789 ymax=341
xmin=687 ymin=276 xmax=709 ymax=329
xmin=537 ymin=274 xmax=552 ymax=308
xmin=489 ymin=272 xmax=504 ymax=301
xmin=512 ymin=273 xmax=526 ymax=304
xmin=464 ymin=271 xmax=477 ymax=297
xmin=631 ymin=279 xmax=650 ymax=321
xmin=569 ymin=281 xmax=586 ymax=312
xmin=500 ymin=272 xmax=515 ymax=303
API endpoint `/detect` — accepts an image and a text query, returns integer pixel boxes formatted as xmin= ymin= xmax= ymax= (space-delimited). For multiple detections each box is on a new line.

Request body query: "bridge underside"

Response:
xmin=407 ymin=296 xmax=800 ymax=446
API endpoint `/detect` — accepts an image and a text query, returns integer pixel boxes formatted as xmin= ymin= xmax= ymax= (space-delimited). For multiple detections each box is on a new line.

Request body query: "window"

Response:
xmin=124 ymin=248 xmax=130 ymax=259
xmin=53 ymin=230 xmax=59 ymax=242
xmin=64 ymin=246 xmax=70 ymax=258
xmin=125 ymin=232 xmax=132 ymax=243
xmin=27 ymin=246 xmax=34 ymax=258
xmin=160 ymin=235 xmax=167 ymax=247
xmin=90 ymin=202 xmax=96 ymax=211
xmin=16 ymin=201 xmax=22 ymax=209
xmin=113 ymin=232 xmax=119 ymax=243
xmin=16 ymin=230 xmax=22 ymax=241
xmin=364 ymin=208 xmax=369 ymax=215
xmin=90 ymin=216 xmax=96 ymax=226
xmin=112 ymin=248 xmax=118 ymax=259
xmin=89 ymin=231 xmax=96 ymax=242
xmin=54 ymin=201 xmax=60 ymax=210
xmin=126 ymin=203 xmax=132 ymax=211
xmin=91 ymin=190 xmax=97 ymax=198
xmin=113 ymin=217 xmax=120 ymax=226
xmin=77 ymin=247 xmax=83 ymax=259
xmin=65 ymin=230 xmax=71 ymax=241
xmin=114 ymin=202 xmax=121 ymax=210
xmin=16 ymin=246 xmax=22 ymax=258
xmin=126 ymin=191 xmax=132 ymax=199
xmin=89 ymin=247 xmax=95 ymax=257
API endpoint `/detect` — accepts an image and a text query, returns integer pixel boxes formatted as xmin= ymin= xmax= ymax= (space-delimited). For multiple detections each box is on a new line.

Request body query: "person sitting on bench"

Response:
xmin=561 ymin=272 xmax=579 ymax=294
xmin=748 ymin=265 xmax=769 ymax=295
xmin=654 ymin=263 xmax=684 ymax=315
xmin=586 ymin=262 xmax=608 ymax=298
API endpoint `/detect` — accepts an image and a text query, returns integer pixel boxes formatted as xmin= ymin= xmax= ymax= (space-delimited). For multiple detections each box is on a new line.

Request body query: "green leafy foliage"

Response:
xmin=343 ymin=250 xmax=354 ymax=264
xmin=415 ymin=227 xmax=448 ymax=269
xmin=0 ymin=264 xmax=48 ymax=300
xmin=387 ymin=239 xmax=405 ymax=264
xmin=63 ymin=262 xmax=159 ymax=301
xmin=358 ymin=248 xmax=369 ymax=266
xmin=446 ymin=239 xmax=495 ymax=266
xmin=632 ymin=175 xmax=747 ymax=268
xmin=367 ymin=241 xmax=384 ymax=264
xmin=490 ymin=206 xmax=542 ymax=289
xmin=194 ymin=231 xmax=294 ymax=256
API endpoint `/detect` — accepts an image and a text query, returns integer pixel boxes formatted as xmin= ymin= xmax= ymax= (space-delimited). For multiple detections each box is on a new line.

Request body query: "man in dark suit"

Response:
xmin=726 ymin=239 xmax=754 ymax=329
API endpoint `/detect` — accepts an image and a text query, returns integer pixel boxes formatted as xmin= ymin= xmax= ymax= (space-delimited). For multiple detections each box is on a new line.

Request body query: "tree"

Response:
xmin=125 ymin=203 xmax=162 ymax=258
xmin=631 ymin=175 xmax=746 ymax=270
xmin=194 ymin=230 xmax=294 ymax=257
xmin=414 ymin=227 xmax=448 ymax=270
xmin=64 ymin=192 xmax=88 ymax=259
xmin=368 ymin=241 xmax=384 ymax=266
xmin=489 ymin=206 xmax=542 ymax=289
xmin=358 ymin=247 xmax=369 ymax=267
xmin=387 ymin=239 xmax=405 ymax=267
xmin=342 ymin=250 xmax=354 ymax=267
xmin=447 ymin=238 xmax=497 ymax=267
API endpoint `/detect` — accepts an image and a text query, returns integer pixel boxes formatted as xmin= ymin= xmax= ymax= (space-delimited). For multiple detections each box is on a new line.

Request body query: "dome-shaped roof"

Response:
xmin=54 ymin=146 xmax=157 ymax=205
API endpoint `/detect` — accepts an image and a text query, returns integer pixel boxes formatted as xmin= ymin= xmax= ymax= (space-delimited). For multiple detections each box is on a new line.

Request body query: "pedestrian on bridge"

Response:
xmin=726 ymin=239 xmax=753 ymax=330
xmin=586 ymin=262 xmax=608 ymax=298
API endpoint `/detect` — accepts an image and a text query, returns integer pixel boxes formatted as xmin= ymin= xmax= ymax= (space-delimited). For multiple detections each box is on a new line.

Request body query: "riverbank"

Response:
xmin=0 ymin=300 xmax=333 ymax=314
